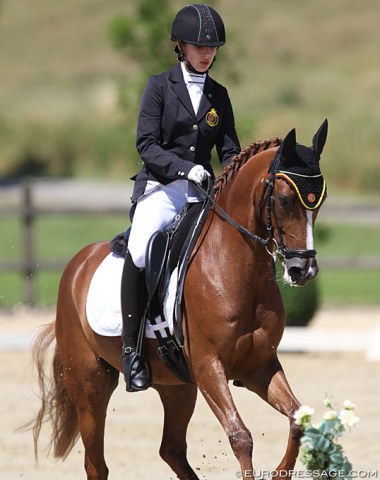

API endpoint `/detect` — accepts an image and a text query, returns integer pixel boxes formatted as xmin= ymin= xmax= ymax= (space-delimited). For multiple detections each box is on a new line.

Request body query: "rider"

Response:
xmin=121 ymin=3 xmax=241 ymax=392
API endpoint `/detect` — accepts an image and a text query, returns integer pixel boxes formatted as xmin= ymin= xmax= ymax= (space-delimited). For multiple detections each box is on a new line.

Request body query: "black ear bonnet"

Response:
xmin=269 ymin=120 xmax=328 ymax=210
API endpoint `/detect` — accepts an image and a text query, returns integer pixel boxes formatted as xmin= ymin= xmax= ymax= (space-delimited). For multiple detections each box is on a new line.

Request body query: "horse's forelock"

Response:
xmin=213 ymin=137 xmax=282 ymax=195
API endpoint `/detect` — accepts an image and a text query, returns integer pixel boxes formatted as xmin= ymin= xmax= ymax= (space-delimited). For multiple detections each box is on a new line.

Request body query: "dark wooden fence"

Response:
xmin=1 ymin=180 xmax=379 ymax=306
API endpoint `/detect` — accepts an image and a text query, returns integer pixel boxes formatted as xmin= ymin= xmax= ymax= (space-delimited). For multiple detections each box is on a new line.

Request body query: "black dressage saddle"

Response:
xmin=109 ymin=196 xmax=211 ymax=383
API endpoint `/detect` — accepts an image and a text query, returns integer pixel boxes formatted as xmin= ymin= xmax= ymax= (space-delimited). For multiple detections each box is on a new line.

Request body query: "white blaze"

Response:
xmin=306 ymin=210 xmax=314 ymax=250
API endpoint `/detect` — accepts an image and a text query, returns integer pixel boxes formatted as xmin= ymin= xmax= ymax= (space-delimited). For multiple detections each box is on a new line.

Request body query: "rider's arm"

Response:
xmin=136 ymin=76 xmax=195 ymax=180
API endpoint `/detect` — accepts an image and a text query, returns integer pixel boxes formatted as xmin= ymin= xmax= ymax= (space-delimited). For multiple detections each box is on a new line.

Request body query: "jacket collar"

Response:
xmin=169 ymin=63 xmax=212 ymax=121
xmin=197 ymin=78 xmax=212 ymax=122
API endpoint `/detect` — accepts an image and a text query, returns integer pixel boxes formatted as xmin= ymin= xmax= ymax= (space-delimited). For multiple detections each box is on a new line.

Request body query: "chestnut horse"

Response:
xmin=30 ymin=120 xmax=328 ymax=479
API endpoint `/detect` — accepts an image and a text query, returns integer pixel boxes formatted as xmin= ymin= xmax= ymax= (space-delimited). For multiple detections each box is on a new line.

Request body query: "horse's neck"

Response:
xmin=208 ymin=150 xmax=274 ymax=271
xmin=216 ymin=149 xmax=273 ymax=235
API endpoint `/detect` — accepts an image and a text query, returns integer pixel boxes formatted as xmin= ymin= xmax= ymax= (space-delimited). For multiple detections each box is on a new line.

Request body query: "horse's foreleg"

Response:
xmin=266 ymin=368 xmax=302 ymax=476
xmin=242 ymin=355 xmax=302 ymax=477
xmin=195 ymin=358 xmax=254 ymax=479
xmin=155 ymin=384 xmax=199 ymax=480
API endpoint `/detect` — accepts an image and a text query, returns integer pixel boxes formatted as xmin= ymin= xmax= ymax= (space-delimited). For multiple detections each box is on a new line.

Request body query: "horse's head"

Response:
xmin=261 ymin=119 xmax=328 ymax=287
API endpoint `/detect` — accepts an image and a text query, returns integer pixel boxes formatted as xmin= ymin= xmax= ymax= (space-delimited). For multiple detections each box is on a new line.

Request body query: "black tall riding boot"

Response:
xmin=121 ymin=251 xmax=150 ymax=392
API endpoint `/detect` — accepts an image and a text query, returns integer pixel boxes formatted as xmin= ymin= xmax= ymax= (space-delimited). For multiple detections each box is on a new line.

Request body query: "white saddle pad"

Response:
xmin=86 ymin=253 xmax=177 ymax=339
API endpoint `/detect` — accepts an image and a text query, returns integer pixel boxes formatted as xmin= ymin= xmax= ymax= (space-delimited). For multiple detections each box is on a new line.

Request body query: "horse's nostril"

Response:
xmin=288 ymin=266 xmax=303 ymax=282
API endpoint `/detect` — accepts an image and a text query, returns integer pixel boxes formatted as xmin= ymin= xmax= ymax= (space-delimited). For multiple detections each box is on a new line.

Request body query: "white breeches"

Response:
xmin=128 ymin=180 xmax=203 ymax=268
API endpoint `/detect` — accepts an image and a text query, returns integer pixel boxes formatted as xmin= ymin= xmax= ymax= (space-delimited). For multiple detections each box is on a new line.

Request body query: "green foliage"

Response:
xmin=296 ymin=398 xmax=359 ymax=479
xmin=0 ymin=121 xmax=74 ymax=178
xmin=108 ymin=16 xmax=135 ymax=50
xmin=280 ymin=279 xmax=320 ymax=327
xmin=0 ymin=121 xmax=139 ymax=180
xmin=106 ymin=0 xmax=177 ymax=161
xmin=108 ymin=0 xmax=175 ymax=104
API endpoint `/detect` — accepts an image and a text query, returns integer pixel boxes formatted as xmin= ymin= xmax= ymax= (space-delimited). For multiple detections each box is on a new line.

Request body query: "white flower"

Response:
xmin=339 ymin=409 xmax=360 ymax=429
xmin=323 ymin=409 xmax=338 ymax=421
xmin=294 ymin=405 xmax=315 ymax=426
xmin=299 ymin=397 xmax=358 ymax=476
xmin=342 ymin=400 xmax=356 ymax=411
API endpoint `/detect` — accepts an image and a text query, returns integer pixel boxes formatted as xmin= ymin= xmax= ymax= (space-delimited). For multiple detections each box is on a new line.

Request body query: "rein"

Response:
xmin=193 ymin=178 xmax=269 ymax=248
xmin=193 ymin=173 xmax=317 ymax=262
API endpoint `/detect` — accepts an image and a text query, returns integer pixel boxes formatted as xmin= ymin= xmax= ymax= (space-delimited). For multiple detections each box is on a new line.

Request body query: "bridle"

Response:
xmin=193 ymin=172 xmax=318 ymax=264
xmin=258 ymin=173 xmax=317 ymax=260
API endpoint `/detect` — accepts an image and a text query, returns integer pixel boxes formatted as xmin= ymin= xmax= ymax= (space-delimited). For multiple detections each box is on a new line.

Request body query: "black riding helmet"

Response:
xmin=171 ymin=4 xmax=226 ymax=47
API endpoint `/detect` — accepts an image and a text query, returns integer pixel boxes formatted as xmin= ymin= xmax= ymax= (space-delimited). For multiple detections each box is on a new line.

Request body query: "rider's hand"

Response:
xmin=187 ymin=165 xmax=210 ymax=185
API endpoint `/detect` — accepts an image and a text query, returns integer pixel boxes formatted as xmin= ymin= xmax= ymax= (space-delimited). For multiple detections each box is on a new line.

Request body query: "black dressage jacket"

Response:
xmin=131 ymin=62 xmax=241 ymax=202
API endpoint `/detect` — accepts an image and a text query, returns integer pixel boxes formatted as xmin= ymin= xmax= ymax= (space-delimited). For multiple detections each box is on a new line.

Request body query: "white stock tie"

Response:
xmin=181 ymin=62 xmax=206 ymax=116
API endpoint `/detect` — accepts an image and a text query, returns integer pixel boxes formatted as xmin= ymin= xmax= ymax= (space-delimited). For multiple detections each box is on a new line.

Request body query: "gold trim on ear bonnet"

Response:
xmin=276 ymin=172 xmax=326 ymax=210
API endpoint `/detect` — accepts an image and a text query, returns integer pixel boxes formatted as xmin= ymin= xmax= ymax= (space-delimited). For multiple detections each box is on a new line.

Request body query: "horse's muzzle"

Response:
xmin=283 ymin=255 xmax=319 ymax=286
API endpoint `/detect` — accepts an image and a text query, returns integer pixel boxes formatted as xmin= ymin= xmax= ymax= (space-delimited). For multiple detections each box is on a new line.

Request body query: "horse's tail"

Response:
xmin=29 ymin=321 xmax=79 ymax=461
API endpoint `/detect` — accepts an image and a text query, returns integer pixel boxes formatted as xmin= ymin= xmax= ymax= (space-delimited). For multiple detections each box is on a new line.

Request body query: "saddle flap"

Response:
xmin=145 ymin=230 xmax=170 ymax=302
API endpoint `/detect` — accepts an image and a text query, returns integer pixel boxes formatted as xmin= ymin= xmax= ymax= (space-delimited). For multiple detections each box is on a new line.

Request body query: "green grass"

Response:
xmin=35 ymin=215 xmax=128 ymax=259
xmin=0 ymin=272 xmax=23 ymax=307
xmin=0 ymin=214 xmax=129 ymax=307
xmin=313 ymin=223 xmax=380 ymax=306
xmin=315 ymin=224 xmax=380 ymax=257
xmin=0 ymin=217 xmax=379 ymax=308
xmin=319 ymin=269 xmax=380 ymax=307
xmin=0 ymin=215 xmax=128 ymax=260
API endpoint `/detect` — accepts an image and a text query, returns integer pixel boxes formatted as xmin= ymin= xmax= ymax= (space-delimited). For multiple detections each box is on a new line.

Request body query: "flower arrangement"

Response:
xmin=294 ymin=397 xmax=360 ymax=478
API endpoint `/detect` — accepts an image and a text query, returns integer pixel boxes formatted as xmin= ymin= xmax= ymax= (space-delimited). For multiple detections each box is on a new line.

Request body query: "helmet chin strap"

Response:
xmin=175 ymin=42 xmax=215 ymax=74
xmin=185 ymin=59 xmax=209 ymax=75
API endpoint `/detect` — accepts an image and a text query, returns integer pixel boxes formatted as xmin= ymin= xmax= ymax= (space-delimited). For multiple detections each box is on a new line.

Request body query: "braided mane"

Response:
xmin=213 ymin=137 xmax=282 ymax=196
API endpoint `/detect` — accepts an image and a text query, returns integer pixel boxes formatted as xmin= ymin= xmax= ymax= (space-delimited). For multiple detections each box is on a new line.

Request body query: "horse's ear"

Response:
xmin=279 ymin=128 xmax=297 ymax=161
xmin=312 ymin=119 xmax=328 ymax=157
